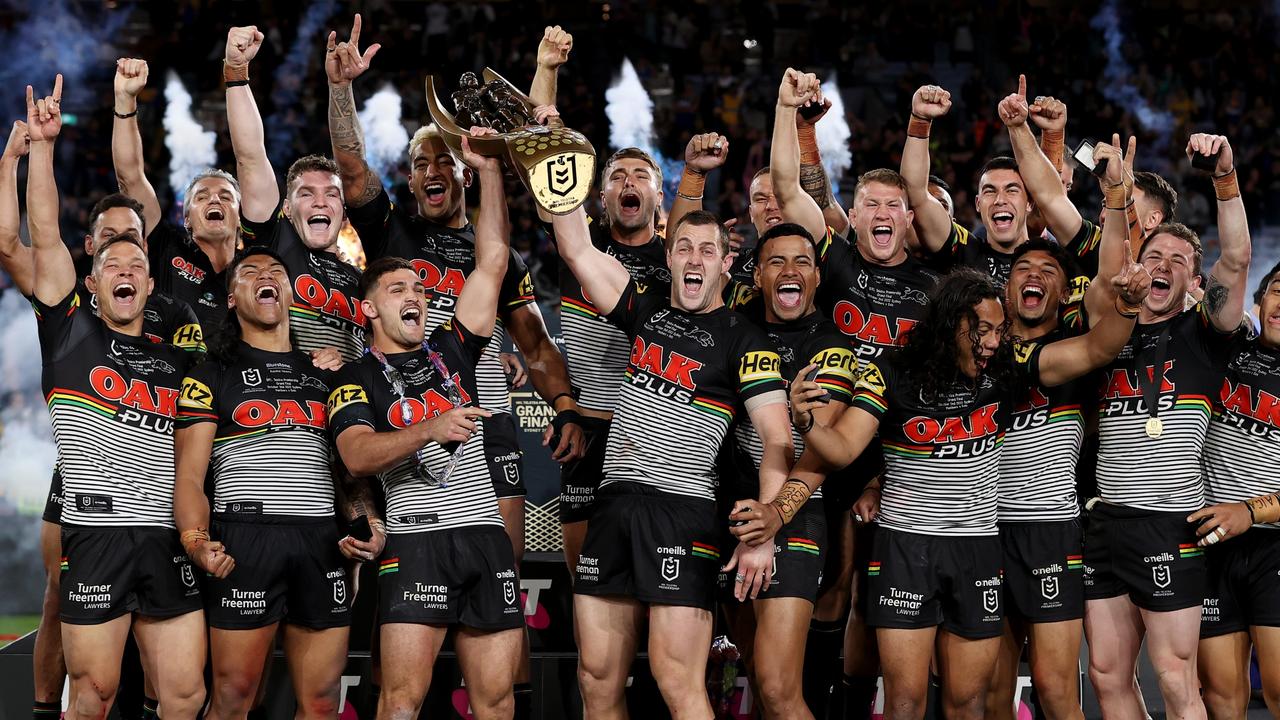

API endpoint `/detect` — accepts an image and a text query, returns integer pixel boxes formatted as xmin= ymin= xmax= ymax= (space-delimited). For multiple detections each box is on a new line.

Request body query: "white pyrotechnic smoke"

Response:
xmin=1090 ymin=0 xmax=1175 ymax=151
xmin=604 ymin=58 xmax=683 ymax=208
xmin=0 ymin=291 xmax=56 ymax=510
xmin=357 ymin=85 xmax=410 ymax=189
xmin=816 ymin=75 xmax=852 ymax=193
xmin=163 ymin=71 xmax=218 ymax=200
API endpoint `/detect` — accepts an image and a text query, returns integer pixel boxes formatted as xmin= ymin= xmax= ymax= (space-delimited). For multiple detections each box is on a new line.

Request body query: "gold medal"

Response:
xmin=1145 ymin=417 xmax=1164 ymax=439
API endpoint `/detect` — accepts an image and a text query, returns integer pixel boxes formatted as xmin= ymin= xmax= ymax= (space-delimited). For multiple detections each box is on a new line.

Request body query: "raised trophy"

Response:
xmin=426 ymin=68 xmax=595 ymax=215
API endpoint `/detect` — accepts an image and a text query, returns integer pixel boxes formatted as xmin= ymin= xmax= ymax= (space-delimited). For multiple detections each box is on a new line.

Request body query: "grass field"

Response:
xmin=0 ymin=614 xmax=40 ymax=646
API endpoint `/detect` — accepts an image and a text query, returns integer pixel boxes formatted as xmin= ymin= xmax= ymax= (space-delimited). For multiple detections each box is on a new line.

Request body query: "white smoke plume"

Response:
xmin=604 ymin=58 xmax=682 ymax=209
xmin=357 ymin=85 xmax=410 ymax=189
xmin=817 ymin=74 xmax=852 ymax=193
xmin=1089 ymin=0 xmax=1175 ymax=151
xmin=163 ymin=71 xmax=217 ymax=199
xmin=0 ymin=291 xmax=56 ymax=511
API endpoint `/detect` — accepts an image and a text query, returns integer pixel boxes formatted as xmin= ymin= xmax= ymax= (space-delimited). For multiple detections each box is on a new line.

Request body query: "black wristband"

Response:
xmin=551 ymin=408 xmax=585 ymax=434
xmin=113 ymin=109 xmax=138 ymax=119
xmin=224 ymin=80 xmax=249 ymax=88
xmin=796 ymin=410 xmax=814 ymax=434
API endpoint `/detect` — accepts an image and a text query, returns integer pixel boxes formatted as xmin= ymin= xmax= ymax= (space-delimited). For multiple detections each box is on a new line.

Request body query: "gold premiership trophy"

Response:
xmin=426 ymin=69 xmax=595 ymax=215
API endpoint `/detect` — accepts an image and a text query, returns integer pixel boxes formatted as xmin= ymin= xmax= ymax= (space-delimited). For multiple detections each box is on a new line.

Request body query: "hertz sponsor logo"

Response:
xmin=739 ymin=350 xmax=781 ymax=384
xmin=327 ymin=384 xmax=368 ymax=415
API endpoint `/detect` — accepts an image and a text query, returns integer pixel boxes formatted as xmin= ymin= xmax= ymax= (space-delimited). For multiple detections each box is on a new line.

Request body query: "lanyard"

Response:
xmin=368 ymin=341 xmax=466 ymax=487
xmin=1136 ymin=325 xmax=1172 ymax=438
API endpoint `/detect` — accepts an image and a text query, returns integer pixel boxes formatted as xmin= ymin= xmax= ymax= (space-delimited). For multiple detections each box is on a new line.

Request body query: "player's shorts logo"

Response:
xmin=242 ymin=368 xmax=262 ymax=387
xmin=180 ymin=564 xmax=196 ymax=588
xmin=503 ymin=463 xmax=520 ymax=485
xmin=333 ymin=577 xmax=347 ymax=605
xmin=661 ymin=557 xmax=681 ymax=582
xmin=1041 ymin=576 xmax=1059 ymax=600
xmin=1152 ymin=564 xmax=1172 ymax=588
xmin=982 ymin=588 xmax=1000 ymax=614
xmin=503 ymin=579 xmax=517 ymax=606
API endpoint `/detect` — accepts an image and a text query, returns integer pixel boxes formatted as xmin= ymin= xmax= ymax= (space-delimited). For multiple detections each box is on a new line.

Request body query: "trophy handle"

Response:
xmin=423 ymin=76 xmax=507 ymax=156
xmin=480 ymin=67 xmax=540 ymax=109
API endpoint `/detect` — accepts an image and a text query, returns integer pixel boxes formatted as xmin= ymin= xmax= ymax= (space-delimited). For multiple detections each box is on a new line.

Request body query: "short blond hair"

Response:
xmin=408 ymin=124 xmax=450 ymax=162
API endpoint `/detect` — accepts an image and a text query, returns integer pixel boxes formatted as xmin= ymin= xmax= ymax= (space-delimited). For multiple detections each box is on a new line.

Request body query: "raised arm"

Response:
xmin=1035 ymin=239 xmax=1150 ymax=387
xmin=26 ymin=76 xmax=75 ymax=306
xmin=900 ymin=85 xmax=954 ymax=253
xmin=0 ymin=121 xmax=32 ymax=295
xmin=529 ymin=25 xmax=572 ymax=107
xmin=551 ymin=207 xmax=631 ymax=315
xmin=112 ymin=59 xmax=162 ymax=237
xmin=668 ymin=132 xmax=729 ymax=240
xmin=796 ymin=98 xmax=850 ymax=236
xmin=1082 ymin=134 xmax=1137 ymax=323
xmin=771 ymin=69 xmax=829 ymax=243
xmin=224 ymin=26 xmax=278 ymax=224
xmin=452 ymin=133 xmax=510 ymax=339
xmin=325 ymin=14 xmax=383 ymax=209
xmin=999 ymin=75 xmax=1083 ymax=242
xmin=1192 ymin=134 xmax=1251 ymax=332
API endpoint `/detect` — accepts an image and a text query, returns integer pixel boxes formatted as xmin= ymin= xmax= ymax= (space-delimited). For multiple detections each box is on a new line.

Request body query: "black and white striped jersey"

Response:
xmin=35 ymin=287 xmax=188 ymax=528
xmin=177 ymin=344 xmax=336 ymax=518
xmin=348 ymin=187 xmax=536 ymax=414
xmin=555 ymin=221 xmax=671 ymax=413
xmin=600 ymin=282 xmax=786 ymax=501
xmin=1095 ymin=306 xmax=1237 ymax=512
xmin=728 ymin=312 xmax=857 ymax=501
xmin=999 ymin=332 xmax=1092 ymax=521
xmin=146 ymin=221 xmax=229 ymax=347
xmin=328 ymin=320 xmax=501 ymax=534
xmin=241 ymin=203 xmax=366 ymax=362
xmin=1204 ymin=337 xmax=1280 ymax=528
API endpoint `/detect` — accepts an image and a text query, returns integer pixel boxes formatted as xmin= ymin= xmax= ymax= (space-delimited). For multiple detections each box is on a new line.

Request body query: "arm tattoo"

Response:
xmin=328 ymin=82 xmax=382 ymax=206
xmin=800 ymin=163 xmax=833 ymax=209
xmin=1204 ymin=275 xmax=1230 ymax=316
xmin=338 ymin=472 xmax=380 ymax=522
xmin=770 ymin=479 xmax=812 ymax=525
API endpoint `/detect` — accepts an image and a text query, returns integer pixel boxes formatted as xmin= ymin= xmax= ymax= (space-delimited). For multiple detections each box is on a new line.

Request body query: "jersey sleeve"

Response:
xmin=851 ymin=361 xmax=891 ymax=420
xmin=942 ymin=221 xmax=973 ymax=257
xmin=31 ymin=286 xmax=93 ymax=364
xmin=734 ymin=322 xmax=786 ymax=407
xmin=434 ymin=317 xmax=491 ymax=367
xmin=345 ymin=185 xmax=394 ymax=260
xmin=1012 ymin=339 xmax=1046 ymax=388
xmin=163 ymin=296 xmax=206 ymax=354
xmin=603 ymin=279 xmax=648 ymax=336
xmin=177 ymin=360 xmax=221 ymax=427
xmin=1062 ymin=217 xmax=1102 ymax=278
xmin=498 ymin=248 xmax=537 ymax=321
xmin=327 ymin=363 xmax=378 ymax=438
xmin=238 ymin=198 xmax=284 ymax=251
xmin=805 ymin=334 xmax=859 ymax=405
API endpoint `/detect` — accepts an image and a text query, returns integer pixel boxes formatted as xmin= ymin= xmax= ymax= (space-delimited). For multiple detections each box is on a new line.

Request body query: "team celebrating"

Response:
xmin=3 ymin=12 xmax=1278 ymax=720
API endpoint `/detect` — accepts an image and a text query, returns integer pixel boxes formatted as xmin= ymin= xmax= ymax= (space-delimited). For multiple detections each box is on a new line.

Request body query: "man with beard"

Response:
xmin=327 ymin=133 xmax=520 ymax=715
xmin=27 ymin=74 xmax=205 ymax=720
xmin=790 ymin=250 xmax=1149 ymax=720
xmin=175 ymin=247 xmax=359 ymax=718
xmin=901 ymin=85 xmax=1030 ymax=286
xmin=224 ymin=25 xmax=364 ymax=363
xmin=113 ymin=58 xmax=238 ymax=343
xmin=1191 ymin=263 xmax=1280 ymax=719
xmin=719 ymin=222 xmax=857 ymax=720
xmin=1083 ymin=134 xmax=1252 ymax=720
xmin=554 ymin=205 xmax=791 ymax=718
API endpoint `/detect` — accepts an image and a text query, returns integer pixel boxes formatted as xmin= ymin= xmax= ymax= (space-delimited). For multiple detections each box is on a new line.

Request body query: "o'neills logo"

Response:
xmin=656 ymin=545 xmax=687 ymax=556
xmin=1144 ymin=552 xmax=1176 ymax=563
xmin=232 ymin=399 xmax=327 ymax=429
xmin=90 ymin=366 xmax=179 ymax=417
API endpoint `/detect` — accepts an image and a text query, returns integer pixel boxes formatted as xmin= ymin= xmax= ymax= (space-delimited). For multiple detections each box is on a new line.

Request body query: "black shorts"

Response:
xmin=377 ymin=525 xmax=523 ymax=630
xmin=60 ymin=525 xmax=202 ymax=624
xmin=1083 ymin=503 xmax=1205 ymax=612
xmin=1201 ymin=529 xmax=1280 ymax=638
xmin=484 ymin=412 xmax=526 ymax=499
xmin=866 ymin=528 xmax=1004 ymax=639
xmin=1000 ymin=519 xmax=1085 ymax=623
xmin=718 ymin=499 xmax=827 ymax=603
xmin=574 ymin=484 xmax=721 ymax=609
xmin=205 ymin=515 xmax=351 ymax=630
xmin=559 ymin=417 xmax=611 ymax=523
xmin=42 ymin=468 xmax=63 ymax=525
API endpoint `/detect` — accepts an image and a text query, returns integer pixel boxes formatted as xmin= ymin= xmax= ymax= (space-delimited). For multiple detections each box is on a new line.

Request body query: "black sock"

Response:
xmin=513 ymin=681 xmax=533 ymax=720
xmin=843 ymin=674 xmax=879 ymax=720
xmin=33 ymin=701 xmax=61 ymax=719
xmin=803 ymin=618 xmax=845 ymax=720
xmin=141 ymin=696 xmax=160 ymax=720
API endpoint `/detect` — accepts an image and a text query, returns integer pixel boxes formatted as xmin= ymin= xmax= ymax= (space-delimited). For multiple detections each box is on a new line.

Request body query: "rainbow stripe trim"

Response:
xmin=692 ymin=397 xmax=734 ymax=422
xmin=787 ymin=538 xmax=820 ymax=555
xmin=692 ymin=542 xmax=720 ymax=560
xmin=46 ymin=389 xmax=116 ymax=419
xmin=867 ymin=561 xmax=881 ymax=576
xmin=1066 ymin=555 xmax=1083 ymax=570
xmin=1178 ymin=543 xmax=1203 ymax=558
xmin=378 ymin=558 xmax=400 ymax=575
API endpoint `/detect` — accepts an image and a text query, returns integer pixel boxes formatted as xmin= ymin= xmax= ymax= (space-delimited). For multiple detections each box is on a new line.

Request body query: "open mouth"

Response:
xmin=113 ymin=282 xmax=137 ymax=303
xmin=255 ymin=284 xmax=279 ymax=305
xmin=1149 ymin=276 xmax=1171 ymax=300
xmin=424 ymin=182 xmax=447 ymax=206
xmin=765 ymin=214 xmax=782 ymax=227
xmin=306 ymin=214 xmax=333 ymax=231
xmin=992 ymin=211 xmax=1014 ymax=232
xmin=682 ymin=271 xmax=703 ymax=297
xmin=400 ymin=305 xmax=422 ymax=328
xmin=776 ymin=282 xmax=802 ymax=309
xmin=871 ymin=224 xmax=893 ymax=246
xmin=1020 ymin=283 xmax=1045 ymax=309
xmin=205 ymin=206 xmax=226 ymax=224
xmin=620 ymin=191 xmax=642 ymax=216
